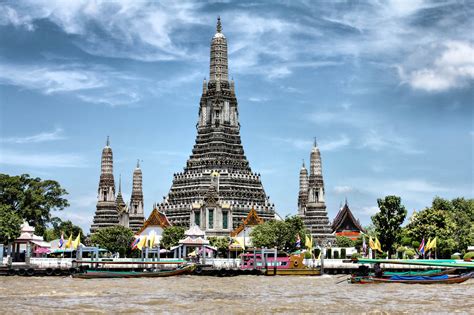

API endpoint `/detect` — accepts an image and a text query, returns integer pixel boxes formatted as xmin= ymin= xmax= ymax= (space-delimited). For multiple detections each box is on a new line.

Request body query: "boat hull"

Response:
xmin=264 ymin=268 xmax=321 ymax=276
xmin=73 ymin=264 xmax=195 ymax=279
xmin=351 ymin=272 xmax=473 ymax=284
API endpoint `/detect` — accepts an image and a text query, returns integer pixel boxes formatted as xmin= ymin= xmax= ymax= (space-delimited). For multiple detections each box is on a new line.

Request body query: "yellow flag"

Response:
xmin=369 ymin=236 xmax=375 ymax=250
xmin=305 ymin=235 xmax=311 ymax=249
xmin=233 ymin=237 xmax=245 ymax=250
xmin=375 ymin=237 xmax=382 ymax=253
xmin=137 ymin=235 xmax=148 ymax=251
xmin=65 ymin=234 xmax=73 ymax=249
xmin=425 ymin=237 xmax=432 ymax=251
xmin=148 ymin=232 xmax=156 ymax=248
xmin=430 ymin=237 xmax=437 ymax=249
xmin=72 ymin=233 xmax=81 ymax=250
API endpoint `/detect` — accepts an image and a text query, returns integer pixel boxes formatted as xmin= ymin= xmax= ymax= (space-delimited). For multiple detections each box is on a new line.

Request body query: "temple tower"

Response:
xmin=129 ymin=160 xmax=145 ymax=232
xmin=298 ymin=139 xmax=335 ymax=245
xmin=158 ymin=18 xmax=275 ymax=236
xmin=91 ymin=137 xmax=119 ymax=233
xmin=116 ymin=175 xmax=129 ymax=227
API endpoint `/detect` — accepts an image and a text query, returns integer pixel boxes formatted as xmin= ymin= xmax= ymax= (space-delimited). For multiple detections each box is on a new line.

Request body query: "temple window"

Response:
xmin=208 ymin=209 xmax=214 ymax=229
xmin=195 ymin=211 xmax=201 ymax=226
xmin=103 ymin=191 xmax=107 ymax=201
xmin=223 ymin=211 xmax=228 ymax=229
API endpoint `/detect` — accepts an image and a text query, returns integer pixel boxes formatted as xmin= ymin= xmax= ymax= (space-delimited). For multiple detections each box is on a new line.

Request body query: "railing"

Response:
xmin=29 ymin=258 xmax=73 ymax=268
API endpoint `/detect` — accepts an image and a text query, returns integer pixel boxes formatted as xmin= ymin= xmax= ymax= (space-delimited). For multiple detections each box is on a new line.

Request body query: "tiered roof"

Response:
xmin=332 ymin=201 xmax=365 ymax=233
xmin=136 ymin=208 xmax=171 ymax=235
xmin=230 ymin=207 xmax=264 ymax=237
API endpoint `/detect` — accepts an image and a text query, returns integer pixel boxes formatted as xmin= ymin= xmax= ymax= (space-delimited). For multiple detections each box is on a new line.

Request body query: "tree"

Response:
xmin=208 ymin=236 xmax=231 ymax=257
xmin=250 ymin=216 xmax=308 ymax=252
xmin=43 ymin=218 xmax=83 ymax=242
xmin=335 ymin=236 xmax=355 ymax=248
xmin=160 ymin=226 xmax=185 ymax=249
xmin=90 ymin=226 xmax=134 ymax=257
xmin=0 ymin=174 xmax=69 ymax=234
xmin=0 ymin=205 xmax=23 ymax=244
xmin=371 ymin=195 xmax=407 ymax=256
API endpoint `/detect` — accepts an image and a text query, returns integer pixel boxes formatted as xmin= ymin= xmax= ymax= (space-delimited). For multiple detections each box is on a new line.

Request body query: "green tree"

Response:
xmin=160 ymin=226 xmax=185 ymax=249
xmin=335 ymin=236 xmax=355 ymax=248
xmin=371 ymin=196 xmax=407 ymax=256
xmin=0 ymin=205 xmax=23 ymax=244
xmin=43 ymin=218 xmax=83 ymax=242
xmin=250 ymin=216 xmax=307 ymax=252
xmin=0 ymin=174 xmax=69 ymax=234
xmin=208 ymin=236 xmax=231 ymax=257
xmin=90 ymin=226 xmax=134 ymax=257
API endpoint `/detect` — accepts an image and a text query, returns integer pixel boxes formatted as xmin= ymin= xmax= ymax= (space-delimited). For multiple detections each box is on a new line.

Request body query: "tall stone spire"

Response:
xmin=91 ymin=137 xmax=119 ymax=233
xmin=298 ymin=140 xmax=334 ymax=245
xmin=129 ymin=159 xmax=145 ymax=232
xmin=298 ymin=159 xmax=309 ymax=215
xmin=209 ymin=16 xmax=228 ymax=83
xmin=158 ymin=18 xmax=275 ymax=236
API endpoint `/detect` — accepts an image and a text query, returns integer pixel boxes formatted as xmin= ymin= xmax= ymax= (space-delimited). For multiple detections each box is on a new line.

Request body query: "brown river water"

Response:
xmin=0 ymin=275 xmax=473 ymax=314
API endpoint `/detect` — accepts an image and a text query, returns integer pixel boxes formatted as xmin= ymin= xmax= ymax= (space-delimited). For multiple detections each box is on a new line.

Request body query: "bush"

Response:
xmin=304 ymin=251 xmax=312 ymax=259
xmin=405 ymin=248 xmax=416 ymax=259
xmin=326 ymin=249 xmax=332 ymax=259
xmin=411 ymin=241 xmax=420 ymax=249
xmin=335 ymin=236 xmax=355 ymax=248
xmin=401 ymin=236 xmax=412 ymax=246
xmin=341 ymin=248 xmax=346 ymax=258
xmin=463 ymin=252 xmax=474 ymax=260
xmin=334 ymin=251 xmax=340 ymax=259
xmin=351 ymin=252 xmax=361 ymax=259
xmin=451 ymin=254 xmax=461 ymax=260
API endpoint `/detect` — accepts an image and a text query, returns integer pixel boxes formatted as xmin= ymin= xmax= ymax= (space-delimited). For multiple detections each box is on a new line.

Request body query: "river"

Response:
xmin=0 ymin=275 xmax=473 ymax=313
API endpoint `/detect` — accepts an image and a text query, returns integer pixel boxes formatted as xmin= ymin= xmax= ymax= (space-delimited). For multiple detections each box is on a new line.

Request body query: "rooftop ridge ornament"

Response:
xmin=313 ymin=137 xmax=317 ymax=147
xmin=216 ymin=16 xmax=222 ymax=33
xmin=106 ymin=135 xmax=110 ymax=146
xmin=136 ymin=159 xmax=140 ymax=168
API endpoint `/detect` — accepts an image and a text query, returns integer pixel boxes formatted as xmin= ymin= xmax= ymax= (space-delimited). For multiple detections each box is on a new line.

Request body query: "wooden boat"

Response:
xmin=72 ymin=264 xmax=195 ymax=279
xmin=241 ymin=252 xmax=321 ymax=276
xmin=350 ymin=271 xmax=474 ymax=284
xmin=379 ymin=268 xmax=457 ymax=277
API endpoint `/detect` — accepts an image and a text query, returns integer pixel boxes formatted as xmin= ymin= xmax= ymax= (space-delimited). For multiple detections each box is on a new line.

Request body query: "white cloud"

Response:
xmin=0 ymin=149 xmax=87 ymax=168
xmin=361 ymin=129 xmax=423 ymax=155
xmin=334 ymin=186 xmax=353 ymax=194
xmin=78 ymin=90 xmax=141 ymax=107
xmin=398 ymin=41 xmax=474 ymax=92
xmin=2 ymin=127 xmax=65 ymax=143
xmin=319 ymin=134 xmax=351 ymax=151
xmin=0 ymin=4 xmax=34 ymax=30
xmin=248 ymin=96 xmax=270 ymax=103
xmin=361 ymin=206 xmax=379 ymax=216
xmin=0 ymin=63 xmax=105 ymax=94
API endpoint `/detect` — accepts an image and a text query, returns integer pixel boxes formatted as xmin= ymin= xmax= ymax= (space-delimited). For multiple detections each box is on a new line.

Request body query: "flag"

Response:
xmin=362 ymin=235 xmax=367 ymax=255
xmin=131 ymin=237 xmax=140 ymax=249
xmin=295 ymin=234 xmax=301 ymax=249
xmin=233 ymin=237 xmax=245 ymax=250
xmin=148 ymin=232 xmax=156 ymax=248
xmin=425 ymin=237 xmax=432 ymax=251
xmin=418 ymin=237 xmax=425 ymax=255
xmin=369 ymin=236 xmax=375 ymax=250
xmin=59 ymin=232 xmax=64 ymax=248
xmin=137 ymin=235 xmax=148 ymax=251
xmin=375 ymin=237 xmax=382 ymax=253
xmin=65 ymin=234 xmax=72 ymax=249
xmin=305 ymin=235 xmax=313 ymax=250
xmin=430 ymin=237 xmax=437 ymax=250
xmin=72 ymin=233 xmax=81 ymax=250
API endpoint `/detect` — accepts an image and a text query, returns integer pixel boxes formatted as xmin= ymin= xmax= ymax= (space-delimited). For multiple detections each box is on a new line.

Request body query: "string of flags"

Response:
xmin=59 ymin=232 xmax=81 ymax=250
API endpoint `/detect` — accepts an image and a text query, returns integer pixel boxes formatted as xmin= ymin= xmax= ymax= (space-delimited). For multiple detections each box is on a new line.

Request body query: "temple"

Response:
xmin=298 ymin=140 xmax=335 ymax=245
xmin=156 ymin=18 xmax=276 ymax=236
xmin=90 ymin=137 xmax=145 ymax=233
xmin=332 ymin=200 xmax=365 ymax=240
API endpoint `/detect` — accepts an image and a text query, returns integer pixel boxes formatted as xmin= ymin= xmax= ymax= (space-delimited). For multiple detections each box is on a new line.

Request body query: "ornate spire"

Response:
xmin=100 ymin=137 xmax=113 ymax=176
xmin=217 ymin=16 xmax=222 ymax=33
xmin=210 ymin=16 xmax=228 ymax=82
xmin=136 ymin=159 xmax=140 ymax=169
xmin=310 ymin=138 xmax=322 ymax=177
xmin=118 ymin=174 xmax=122 ymax=193
xmin=106 ymin=135 xmax=110 ymax=146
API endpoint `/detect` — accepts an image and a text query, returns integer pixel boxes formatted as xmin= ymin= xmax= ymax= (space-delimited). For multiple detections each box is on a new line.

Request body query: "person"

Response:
xmin=374 ymin=262 xmax=383 ymax=277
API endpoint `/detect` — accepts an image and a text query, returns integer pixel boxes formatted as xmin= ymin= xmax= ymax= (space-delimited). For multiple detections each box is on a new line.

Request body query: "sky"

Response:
xmin=0 ymin=0 xmax=473 ymax=233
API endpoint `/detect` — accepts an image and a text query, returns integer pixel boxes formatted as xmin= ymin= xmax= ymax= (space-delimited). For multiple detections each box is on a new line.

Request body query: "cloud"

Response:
xmin=0 ymin=149 xmax=87 ymax=168
xmin=361 ymin=129 xmax=423 ymax=155
xmin=1 ymin=127 xmax=65 ymax=143
xmin=248 ymin=96 xmax=270 ymax=103
xmin=319 ymin=134 xmax=350 ymax=151
xmin=361 ymin=206 xmax=379 ymax=216
xmin=334 ymin=185 xmax=353 ymax=194
xmin=78 ymin=90 xmax=141 ymax=107
xmin=398 ymin=41 xmax=474 ymax=92
xmin=0 ymin=63 xmax=105 ymax=94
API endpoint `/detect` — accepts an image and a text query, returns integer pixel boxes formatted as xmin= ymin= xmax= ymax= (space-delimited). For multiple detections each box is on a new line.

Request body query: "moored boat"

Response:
xmin=72 ymin=264 xmax=195 ymax=279
xmin=240 ymin=252 xmax=321 ymax=276
xmin=350 ymin=271 xmax=474 ymax=284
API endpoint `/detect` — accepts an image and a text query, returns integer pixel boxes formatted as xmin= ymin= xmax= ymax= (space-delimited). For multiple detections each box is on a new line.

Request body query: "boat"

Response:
xmin=240 ymin=252 xmax=321 ymax=276
xmin=379 ymin=268 xmax=458 ymax=277
xmin=350 ymin=272 xmax=474 ymax=284
xmin=72 ymin=264 xmax=195 ymax=279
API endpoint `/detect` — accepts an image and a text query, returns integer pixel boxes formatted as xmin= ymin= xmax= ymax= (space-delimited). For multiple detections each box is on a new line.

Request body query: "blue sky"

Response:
xmin=0 ymin=0 xmax=473 ymax=233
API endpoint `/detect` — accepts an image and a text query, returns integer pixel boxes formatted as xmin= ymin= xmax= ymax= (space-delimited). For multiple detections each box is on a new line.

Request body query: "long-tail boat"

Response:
xmin=350 ymin=271 xmax=474 ymax=284
xmin=72 ymin=264 xmax=195 ymax=279
xmin=240 ymin=252 xmax=321 ymax=276
xmin=379 ymin=268 xmax=458 ymax=277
